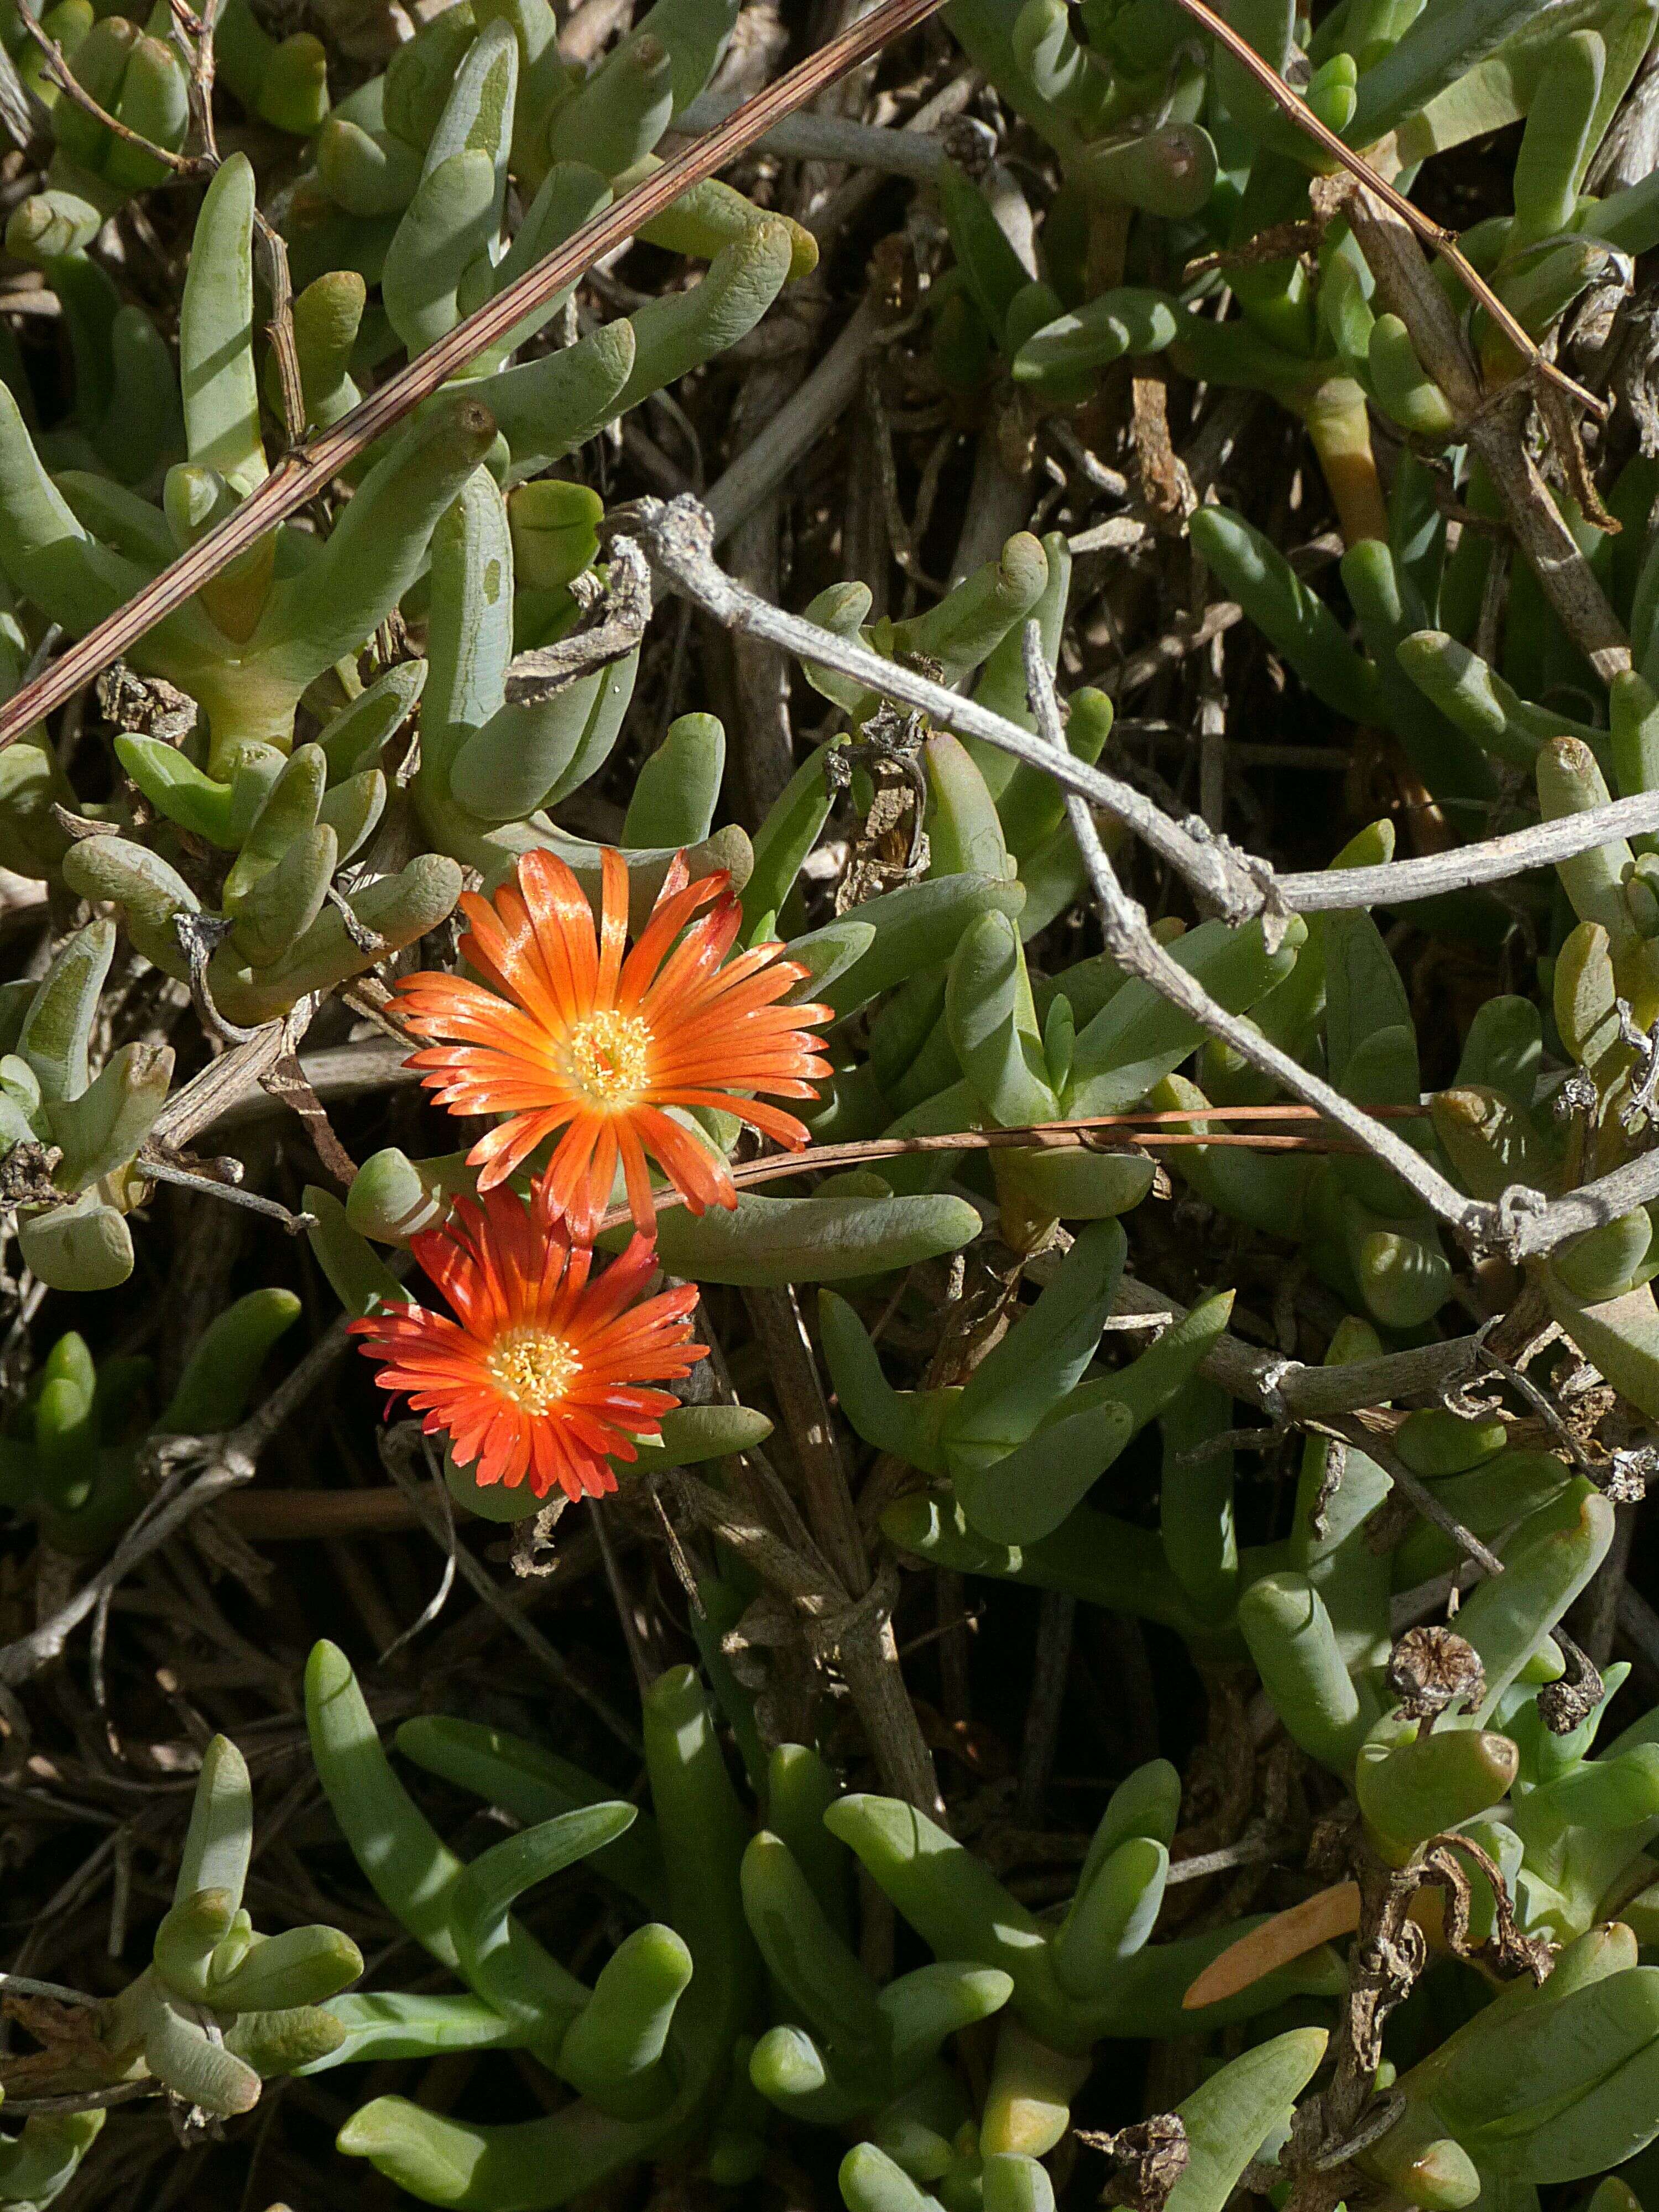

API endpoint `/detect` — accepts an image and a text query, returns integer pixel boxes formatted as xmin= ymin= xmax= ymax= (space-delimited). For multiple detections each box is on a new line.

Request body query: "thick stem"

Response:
xmin=1338 ymin=180 xmax=1630 ymax=684
xmin=704 ymin=299 xmax=886 ymax=543
xmin=742 ymin=1285 xmax=869 ymax=1595
xmin=837 ymin=1623 xmax=949 ymax=1824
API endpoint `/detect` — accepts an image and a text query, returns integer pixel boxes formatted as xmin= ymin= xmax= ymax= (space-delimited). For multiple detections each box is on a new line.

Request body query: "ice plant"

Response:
xmin=394 ymin=847 xmax=833 ymax=1238
xmin=349 ymin=1171 xmax=707 ymax=1503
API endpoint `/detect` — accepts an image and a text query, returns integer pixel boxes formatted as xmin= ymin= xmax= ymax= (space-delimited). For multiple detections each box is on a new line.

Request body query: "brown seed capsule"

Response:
xmin=1387 ymin=1625 xmax=1486 ymax=1724
xmin=1078 ymin=2115 xmax=1191 ymax=2212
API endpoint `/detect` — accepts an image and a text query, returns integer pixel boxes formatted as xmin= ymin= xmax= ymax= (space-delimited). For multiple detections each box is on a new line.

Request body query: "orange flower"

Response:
xmin=350 ymin=1173 xmax=707 ymax=1502
xmin=394 ymin=848 xmax=833 ymax=1239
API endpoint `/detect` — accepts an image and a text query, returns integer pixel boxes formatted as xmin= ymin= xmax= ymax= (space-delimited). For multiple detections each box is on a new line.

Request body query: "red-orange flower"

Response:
xmin=394 ymin=848 xmax=833 ymax=1240
xmin=350 ymin=1173 xmax=706 ymax=1502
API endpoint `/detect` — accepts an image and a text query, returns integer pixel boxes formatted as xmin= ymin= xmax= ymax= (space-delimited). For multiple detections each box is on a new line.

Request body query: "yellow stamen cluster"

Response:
xmin=561 ymin=1008 xmax=653 ymax=1108
xmin=487 ymin=1327 xmax=582 ymax=1413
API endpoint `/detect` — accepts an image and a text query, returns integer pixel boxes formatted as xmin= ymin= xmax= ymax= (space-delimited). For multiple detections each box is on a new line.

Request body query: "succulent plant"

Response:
xmin=835 ymin=2026 xmax=1328 ymax=2212
xmin=0 ymin=154 xmax=492 ymax=774
xmin=0 ymin=1734 xmax=359 ymax=2168
xmin=300 ymin=1642 xmax=1337 ymax=2208
xmin=2 ymin=194 xmax=180 ymax=488
xmin=8 ymin=0 xmax=190 ymax=220
xmin=0 ymin=2103 xmax=105 ymax=2209
xmin=0 ymin=1287 xmax=298 ymax=1550
xmin=301 ymin=1646 xmax=779 ymax=2206
xmin=283 ymin=0 xmax=812 ymax=299
xmin=64 ymin=713 xmax=462 ymax=1030
xmin=11 ymin=0 xmax=1659 ymax=2209
xmin=1357 ymin=1921 xmax=1659 ymax=2205
xmin=0 ymin=917 xmax=171 ymax=1291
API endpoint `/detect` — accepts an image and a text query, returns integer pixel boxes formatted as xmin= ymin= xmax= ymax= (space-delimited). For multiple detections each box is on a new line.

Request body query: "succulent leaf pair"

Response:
xmin=0 ymin=1733 xmax=358 ymax=2200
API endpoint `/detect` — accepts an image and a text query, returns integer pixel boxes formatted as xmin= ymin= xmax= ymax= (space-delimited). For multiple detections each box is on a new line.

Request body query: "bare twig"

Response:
xmin=703 ymin=299 xmax=890 ymax=542
xmin=802 ymin=70 xmax=979 ymax=245
xmin=670 ymin=1468 xmax=946 ymax=1818
xmin=1272 ymin=794 xmax=1659 ymax=909
xmin=639 ymin=504 xmax=1659 ymax=1261
xmin=636 ymin=498 xmax=1659 ymax=927
xmin=1106 ymin=1270 xmax=1605 ymax=1714
xmin=152 ymin=1019 xmax=297 ymax=1150
xmin=135 ymin=1149 xmax=317 ymax=1231
xmin=0 ymin=1319 xmax=354 ymax=1689
xmin=742 ymin=1286 xmax=869 ymax=1594
xmin=638 ymin=499 xmax=1271 ymax=920
xmin=378 ymin=1423 xmax=643 ymax=1749
xmin=1020 ymin=618 xmax=1496 ymax=1244
xmin=504 ymin=540 xmax=653 ymax=700
xmin=671 ymin=90 xmax=951 ymax=177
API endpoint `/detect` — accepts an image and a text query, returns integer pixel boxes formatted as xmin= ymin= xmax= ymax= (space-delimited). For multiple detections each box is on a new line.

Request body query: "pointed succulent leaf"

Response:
xmin=895 ymin=537 xmax=1048 ymax=687
xmin=952 ymin=1397 xmax=1135 ymax=1546
xmin=299 ymin=1989 xmax=521 ymax=2071
xmin=179 ymin=153 xmax=265 ymax=495
xmin=18 ymin=916 xmax=114 ymax=1102
xmin=1167 ymin=2031 xmax=1330 ymax=2212
xmin=210 ymin=1923 xmax=365 ymax=2012
xmin=1052 ymin=1834 xmax=1168 ymax=1996
xmin=176 ymin=1735 xmax=254 ymax=1908
xmin=614 ymin=222 xmax=792 ymax=414
xmin=447 ymin=1806 xmax=634 ymax=2039
xmin=1455 ymin=1480 xmax=1616 ymax=1721
xmin=620 ymin=713 xmax=726 ymax=848
xmin=305 ymin=1640 xmax=466 ymax=1966
xmin=396 ymin=1714 xmax=666 ymax=1912
xmin=947 ymin=906 xmax=1056 ymax=1128
xmin=638 ymin=1191 xmax=981 ymax=1287
xmin=947 ymin=1219 xmax=1128 ymax=1455
xmin=807 ymin=873 xmax=1026 ymax=1020
xmin=1238 ymin=1572 xmax=1368 ymax=1771
xmin=319 ymin=661 xmax=427 ymax=779
xmin=817 ymin=1291 xmax=948 ymax=1472
xmin=45 ymin=1040 xmax=172 ymax=1188
xmin=839 ymin=2141 xmax=948 ymax=2211
xmin=223 ymin=2001 xmax=348 ymax=2077
xmin=140 ymin=1979 xmax=264 ymax=2114
xmin=742 ymin=1830 xmax=886 ymax=2059
xmin=882 ymin=1959 xmax=1011 ymax=2079
xmin=485 ymin=319 xmax=636 ymax=479
xmin=1190 ymin=507 xmax=1381 ymax=722
xmin=154 ymin=1886 xmax=239 ymax=2002
xmin=213 ymin=854 xmax=463 ymax=1022
xmin=114 ymin=735 xmax=238 ymax=844
xmin=305 ymin=1189 xmax=413 ymax=1321
xmin=158 ymin=1288 xmax=302 ymax=1434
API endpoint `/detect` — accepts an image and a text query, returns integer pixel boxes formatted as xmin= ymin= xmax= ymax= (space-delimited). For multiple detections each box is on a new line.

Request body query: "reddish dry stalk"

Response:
xmin=0 ymin=0 xmax=950 ymax=750
xmin=583 ymin=1114 xmax=1414 ymax=1232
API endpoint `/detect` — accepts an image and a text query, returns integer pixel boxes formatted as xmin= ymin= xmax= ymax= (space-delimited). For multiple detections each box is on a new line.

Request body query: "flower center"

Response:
xmin=561 ymin=1008 xmax=653 ymax=1108
xmin=487 ymin=1327 xmax=582 ymax=1414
